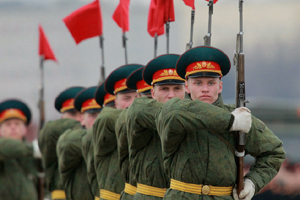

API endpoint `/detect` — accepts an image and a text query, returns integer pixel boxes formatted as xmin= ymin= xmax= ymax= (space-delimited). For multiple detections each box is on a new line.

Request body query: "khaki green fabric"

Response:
xmin=0 ymin=138 xmax=38 ymax=200
xmin=126 ymin=97 xmax=234 ymax=200
xmin=93 ymin=107 xmax=124 ymax=200
xmin=157 ymin=96 xmax=285 ymax=200
xmin=57 ymin=128 xmax=94 ymax=200
xmin=126 ymin=97 xmax=166 ymax=200
xmin=116 ymin=109 xmax=135 ymax=200
xmin=82 ymin=127 xmax=99 ymax=198
xmin=38 ymin=118 xmax=81 ymax=193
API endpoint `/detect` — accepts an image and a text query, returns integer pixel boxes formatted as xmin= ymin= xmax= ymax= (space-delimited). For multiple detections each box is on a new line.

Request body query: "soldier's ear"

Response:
xmin=151 ymin=88 xmax=155 ymax=99
xmin=185 ymin=80 xmax=190 ymax=94
xmin=219 ymin=80 xmax=223 ymax=94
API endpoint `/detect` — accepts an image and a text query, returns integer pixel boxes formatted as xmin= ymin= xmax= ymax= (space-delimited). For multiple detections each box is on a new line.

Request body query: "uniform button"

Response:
xmin=202 ymin=185 xmax=210 ymax=195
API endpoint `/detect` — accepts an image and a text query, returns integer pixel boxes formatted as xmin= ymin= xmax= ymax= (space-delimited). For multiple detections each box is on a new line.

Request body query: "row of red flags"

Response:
xmin=39 ymin=0 xmax=217 ymax=62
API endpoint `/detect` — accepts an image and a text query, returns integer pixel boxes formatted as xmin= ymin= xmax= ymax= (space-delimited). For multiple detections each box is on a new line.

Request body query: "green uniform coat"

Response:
xmin=38 ymin=118 xmax=81 ymax=194
xmin=93 ymin=107 xmax=124 ymax=199
xmin=57 ymin=128 xmax=94 ymax=200
xmin=126 ymin=97 xmax=166 ymax=200
xmin=116 ymin=109 xmax=136 ymax=200
xmin=157 ymin=96 xmax=285 ymax=200
xmin=82 ymin=127 xmax=100 ymax=198
xmin=126 ymin=97 xmax=235 ymax=200
xmin=0 ymin=138 xmax=38 ymax=200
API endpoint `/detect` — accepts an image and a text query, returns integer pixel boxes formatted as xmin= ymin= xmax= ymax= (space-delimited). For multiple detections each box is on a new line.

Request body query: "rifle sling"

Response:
xmin=209 ymin=129 xmax=235 ymax=156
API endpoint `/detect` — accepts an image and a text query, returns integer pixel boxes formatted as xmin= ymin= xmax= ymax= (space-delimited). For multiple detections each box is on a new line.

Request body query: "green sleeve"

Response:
xmin=93 ymin=107 xmax=122 ymax=166
xmin=126 ymin=97 xmax=162 ymax=152
xmin=244 ymin=117 xmax=285 ymax=194
xmin=0 ymin=138 xmax=33 ymax=160
xmin=115 ymin=109 xmax=129 ymax=182
xmin=81 ymin=128 xmax=99 ymax=197
xmin=56 ymin=128 xmax=85 ymax=191
xmin=157 ymin=97 xmax=233 ymax=159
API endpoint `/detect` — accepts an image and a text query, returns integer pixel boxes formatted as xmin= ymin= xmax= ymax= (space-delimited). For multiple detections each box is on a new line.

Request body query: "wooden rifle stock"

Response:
xmin=37 ymin=57 xmax=45 ymax=200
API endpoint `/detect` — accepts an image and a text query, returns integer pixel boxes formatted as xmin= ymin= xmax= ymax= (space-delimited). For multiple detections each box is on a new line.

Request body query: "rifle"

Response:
xmin=203 ymin=0 xmax=213 ymax=46
xmin=37 ymin=56 xmax=45 ymax=200
xmin=233 ymin=0 xmax=249 ymax=195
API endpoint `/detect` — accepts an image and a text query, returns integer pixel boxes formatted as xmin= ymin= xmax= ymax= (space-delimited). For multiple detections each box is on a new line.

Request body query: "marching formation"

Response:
xmin=0 ymin=0 xmax=286 ymax=200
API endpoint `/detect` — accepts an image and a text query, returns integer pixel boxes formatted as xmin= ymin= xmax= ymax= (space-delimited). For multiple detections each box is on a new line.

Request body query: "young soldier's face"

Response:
xmin=151 ymin=84 xmax=185 ymax=103
xmin=186 ymin=77 xmax=223 ymax=104
xmin=0 ymin=118 xmax=27 ymax=141
xmin=115 ymin=92 xmax=139 ymax=109
xmin=81 ymin=112 xmax=99 ymax=129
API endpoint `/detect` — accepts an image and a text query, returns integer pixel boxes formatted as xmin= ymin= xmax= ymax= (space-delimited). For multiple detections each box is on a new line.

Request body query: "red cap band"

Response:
xmin=114 ymin=78 xmax=128 ymax=94
xmin=104 ymin=93 xmax=116 ymax=106
xmin=152 ymin=68 xmax=185 ymax=85
xmin=81 ymin=99 xmax=101 ymax=113
xmin=60 ymin=99 xmax=75 ymax=113
xmin=0 ymin=108 xmax=27 ymax=124
xmin=136 ymin=80 xmax=152 ymax=93
xmin=185 ymin=61 xmax=222 ymax=78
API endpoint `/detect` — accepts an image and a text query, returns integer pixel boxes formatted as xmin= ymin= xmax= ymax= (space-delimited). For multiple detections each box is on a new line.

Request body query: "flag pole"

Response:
xmin=154 ymin=33 xmax=158 ymax=57
xmin=204 ymin=0 xmax=213 ymax=46
xmin=99 ymin=35 xmax=105 ymax=84
xmin=166 ymin=21 xmax=170 ymax=54
xmin=186 ymin=9 xmax=195 ymax=50
xmin=122 ymin=32 xmax=128 ymax=64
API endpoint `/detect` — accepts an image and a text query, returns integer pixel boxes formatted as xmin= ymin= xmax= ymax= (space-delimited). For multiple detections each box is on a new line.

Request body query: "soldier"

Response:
xmin=0 ymin=99 xmax=41 ymax=200
xmin=38 ymin=86 xmax=84 ymax=200
xmin=125 ymin=54 xmax=187 ymax=200
xmin=157 ymin=46 xmax=285 ymax=200
xmin=126 ymin=54 xmax=253 ymax=200
xmin=115 ymin=66 xmax=153 ymax=200
xmin=82 ymin=83 xmax=116 ymax=200
xmin=93 ymin=64 xmax=142 ymax=200
xmin=57 ymin=86 xmax=102 ymax=200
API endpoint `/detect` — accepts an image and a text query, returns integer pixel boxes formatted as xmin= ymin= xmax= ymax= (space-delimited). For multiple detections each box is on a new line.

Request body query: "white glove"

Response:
xmin=230 ymin=107 xmax=252 ymax=133
xmin=32 ymin=139 xmax=42 ymax=158
xmin=233 ymin=179 xmax=255 ymax=200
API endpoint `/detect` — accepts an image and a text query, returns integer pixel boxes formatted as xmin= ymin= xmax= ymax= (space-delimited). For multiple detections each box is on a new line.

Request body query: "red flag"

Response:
xmin=206 ymin=0 xmax=218 ymax=3
xmin=147 ymin=0 xmax=165 ymax=37
xmin=112 ymin=0 xmax=130 ymax=33
xmin=39 ymin=24 xmax=57 ymax=62
xmin=183 ymin=0 xmax=195 ymax=9
xmin=164 ymin=0 xmax=175 ymax=23
xmin=63 ymin=0 xmax=102 ymax=44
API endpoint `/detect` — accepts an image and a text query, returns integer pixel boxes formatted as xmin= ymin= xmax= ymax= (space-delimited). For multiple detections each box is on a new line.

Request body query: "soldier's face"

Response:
xmin=81 ymin=112 xmax=99 ymax=129
xmin=115 ymin=92 xmax=139 ymax=109
xmin=186 ymin=77 xmax=223 ymax=104
xmin=0 ymin=118 xmax=27 ymax=141
xmin=151 ymin=84 xmax=185 ymax=103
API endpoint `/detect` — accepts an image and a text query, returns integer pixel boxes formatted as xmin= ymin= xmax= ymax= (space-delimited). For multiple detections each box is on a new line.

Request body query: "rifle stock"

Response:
xmin=203 ymin=0 xmax=213 ymax=46
xmin=37 ymin=57 xmax=45 ymax=200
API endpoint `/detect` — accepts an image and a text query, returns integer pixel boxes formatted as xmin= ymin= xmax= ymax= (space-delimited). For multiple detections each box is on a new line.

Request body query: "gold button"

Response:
xmin=202 ymin=185 xmax=210 ymax=195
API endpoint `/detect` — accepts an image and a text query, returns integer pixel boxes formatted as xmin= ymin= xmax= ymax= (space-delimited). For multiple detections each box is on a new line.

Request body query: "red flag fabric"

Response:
xmin=63 ymin=0 xmax=102 ymax=44
xmin=112 ymin=0 xmax=130 ymax=33
xmin=38 ymin=24 xmax=57 ymax=61
xmin=183 ymin=0 xmax=195 ymax=9
xmin=147 ymin=0 xmax=165 ymax=37
xmin=164 ymin=0 xmax=175 ymax=23
xmin=205 ymin=0 xmax=218 ymax=3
